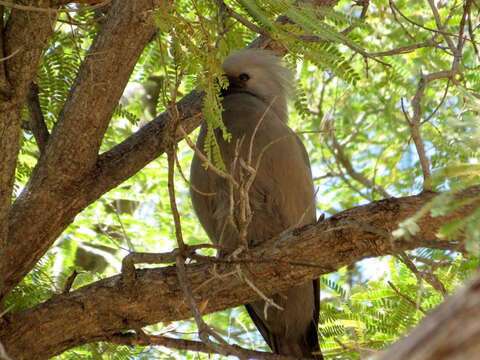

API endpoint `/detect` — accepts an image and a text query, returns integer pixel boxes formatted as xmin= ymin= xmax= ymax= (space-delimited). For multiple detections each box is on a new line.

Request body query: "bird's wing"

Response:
xmin=245 ymin=303 xmax=278 ymax=352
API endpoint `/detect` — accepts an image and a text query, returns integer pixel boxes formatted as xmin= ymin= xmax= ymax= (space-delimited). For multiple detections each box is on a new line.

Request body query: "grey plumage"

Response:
xmin=190 ymin=49 xmax=322 ymax=359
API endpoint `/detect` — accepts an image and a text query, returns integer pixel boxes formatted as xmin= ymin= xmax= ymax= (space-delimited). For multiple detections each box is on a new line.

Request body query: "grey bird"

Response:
xmin=190 ymin=49 xmax=322 ymax=359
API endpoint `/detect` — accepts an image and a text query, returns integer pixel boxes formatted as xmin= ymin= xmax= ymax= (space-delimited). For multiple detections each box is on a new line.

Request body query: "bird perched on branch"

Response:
xmin=190 ymin=49 xmax=322 ymax=359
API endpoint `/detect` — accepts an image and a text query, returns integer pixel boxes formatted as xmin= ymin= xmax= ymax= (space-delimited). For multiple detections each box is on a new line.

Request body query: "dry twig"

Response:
xmin=0 ymin=0 xmax=112 ymax=14
xmin=398 ymin=252 xmax=448 ymax=297
xmin=388 ymin=281 xmax=427 ymax=315
xmin=107 ymin=330 xmax=293 ymax=359
xmin=178 ymin=124 xmax=239 ymax=187
xmin=327 ymin=130 xmax=390 ymax=199
xmin=222 ymin=1 xmax=269 ymax=37
xmin=167 ymin=141 xmax=279 ymax=359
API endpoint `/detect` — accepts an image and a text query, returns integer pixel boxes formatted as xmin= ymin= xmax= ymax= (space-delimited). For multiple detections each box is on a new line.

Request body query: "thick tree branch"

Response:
xmin=0 ymin=109 xmax=21 ymax=249
xmin=3 ymin=1 xmax=57 ymax=104
xmin=0 ymin=0 xmax=59 ymax=248
xmin=0 ymin=186 xmax=478 ymax=360
xmin=1 ymin=0 xmax=160 ymax=298
xmin=0 ymin=5 xmax=11 ymax=97
xmin=43 ymin=0 xmax=159 ymax=179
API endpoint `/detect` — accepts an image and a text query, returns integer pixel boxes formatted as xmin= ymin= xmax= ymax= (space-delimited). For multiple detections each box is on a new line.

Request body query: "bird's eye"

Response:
xmin=238 ymin=73 xmax=250 ymax=81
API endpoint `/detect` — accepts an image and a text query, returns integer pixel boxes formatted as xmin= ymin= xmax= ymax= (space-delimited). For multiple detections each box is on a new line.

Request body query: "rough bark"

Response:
xmin=0 ymin=110 xmax=21 ymax=249
xmin=1 ymin=0 xmax=160 ymax=298
xmin=376 ymin=269 xmax=480 ymax=360
xmin=0 ymin=186 xmax=478 ymax=360
xmin=0 ymin=0 xmax=58 ymax=249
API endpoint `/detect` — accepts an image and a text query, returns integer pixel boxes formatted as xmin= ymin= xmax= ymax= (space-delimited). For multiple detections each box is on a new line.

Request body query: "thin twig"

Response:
xmin=177 ymin=255 xmax=254 ymax=358
xmin=298 ymin=34 xmax=391 ymax=67
xmin=247 ymin=97 xmax=276 ymax=167
xmin=427 ymin=0 xmax=457 ymax=53
xmin=222 ymin=1 xmax=269 ymax=36
xmin=170 ymin=146 xmax=243 ymax=356
xmin=398 ymin=252 xmax=448 ymax=297
xmin=0 ymin=341 xmax=13 ymax=360
xmin=168 ymin=150 xmax=186 ymax=250
xmin=174 ymin=150 xmax=216 ymax=196
xmin=422 ymin=80 xmax=450 ymax=125
xmin=388 ymin=0 xmax=416 ymax=41
xmin=328 ymin=132 xmax=390 ymax=198
xmin=332 ymin=158 xmax=372 ymax=200
xmin=106 ymin=331 xmax=293 ymax=359
xmin=333 ymin=338 xmax=378 ymax=355
xmin=0 ymin=305 xmax=14 ymax=319
xmin=401 ymin=71 xmax=455 ymax=189
xmin=371 ymin=39 xmax=438 ymax=58
xmin=107 ymin=201 xmax=135 ymax=251
xmin=387 ymin=281 xmax=427 ymax=315
xmin=0 ymin=47 xmax=22 ymax=62
xmin=178 ymin=124 xmax=239 ymax=187
xmin=169 ymin=143 xmax=275 ymax=359
xmin=236 ymin=264 xmax=284 ymax=315
xmin=340 ymin=0 xmax=369 ymax=36
xmin=389 ymin=0 xmax=469 ymax=41
xmin=467 ymin=6 xmax=479 ymax=61
xmin=277 ymin=187 xmax=319 ymax=239
xmin=0 ymin=0 xmax=112 ymax=14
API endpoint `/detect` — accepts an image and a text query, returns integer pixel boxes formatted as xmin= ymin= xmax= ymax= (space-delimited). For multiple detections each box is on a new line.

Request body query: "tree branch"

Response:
xmin=1 ymin=0 xmax=160 ymax=298
xmin=106 ymin=332 xmax=292 ymax=359
xmin=0 ymin=186 xmax=478 ymax=360
xmin=26 ymin=82 xmax=50 ymax=153
xmin=0 ymin=0 xmax=59 ymax=248
xmin=43 ymin=0 xmax=159 ymax=178
xmin=328 ymin=134 xmax=391 ymax=199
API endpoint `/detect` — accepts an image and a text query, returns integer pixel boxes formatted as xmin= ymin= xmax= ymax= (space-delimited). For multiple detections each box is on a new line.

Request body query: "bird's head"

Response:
xmin=221 ymin=49 xmax=292 ymax=122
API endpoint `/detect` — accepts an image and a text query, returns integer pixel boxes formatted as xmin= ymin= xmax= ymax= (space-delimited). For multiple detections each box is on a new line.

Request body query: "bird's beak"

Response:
xmin=220 ymin=75 xmax=244 ymax=97
xmin=226 ymin=75 xmax=244 ymax=90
